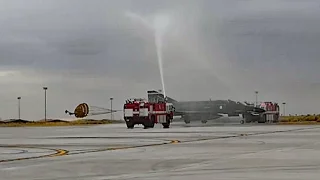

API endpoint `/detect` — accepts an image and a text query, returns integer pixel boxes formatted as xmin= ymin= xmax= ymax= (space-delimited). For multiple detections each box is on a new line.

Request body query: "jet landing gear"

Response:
xmin=201 ymin=120 xmax=207 ymax=124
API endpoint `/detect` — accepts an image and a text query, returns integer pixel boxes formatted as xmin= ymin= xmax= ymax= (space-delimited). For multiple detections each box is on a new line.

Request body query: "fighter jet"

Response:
xmin=147 ymin=90 xmax=265 ymax=124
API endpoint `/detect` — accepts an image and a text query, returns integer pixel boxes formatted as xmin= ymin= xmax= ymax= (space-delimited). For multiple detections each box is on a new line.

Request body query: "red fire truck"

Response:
xmin=258 ymin=102 xmax=280 ymax=123
xmin=123 ymin=98 xmax=175 ymax=129
xmin=241 ymin=101 xmax=280 ymax=124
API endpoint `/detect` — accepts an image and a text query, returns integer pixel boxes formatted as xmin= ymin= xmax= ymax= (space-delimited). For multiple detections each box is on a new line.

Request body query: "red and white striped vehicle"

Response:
xmin=123 ymin=98 xmax=174 ymax=129
xmin=258 ymin=102 xmax=280 ymax=123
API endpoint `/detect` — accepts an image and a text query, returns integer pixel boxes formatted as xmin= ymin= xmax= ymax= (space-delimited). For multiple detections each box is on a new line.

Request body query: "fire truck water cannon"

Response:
xmin=123 ymin=98 xmax=175 ymax=129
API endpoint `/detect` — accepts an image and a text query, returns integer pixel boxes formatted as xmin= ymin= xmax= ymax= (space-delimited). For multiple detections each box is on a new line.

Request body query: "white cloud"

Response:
xmin=0 ymin=69 xmax=44 ymax=85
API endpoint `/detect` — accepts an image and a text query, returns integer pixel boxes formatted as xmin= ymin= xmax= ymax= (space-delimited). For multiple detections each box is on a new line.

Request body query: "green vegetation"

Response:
xmin=280 ymin=115 xmax=320 ymax=125
xmin=0 ymin=119 xmax=122 ymax=127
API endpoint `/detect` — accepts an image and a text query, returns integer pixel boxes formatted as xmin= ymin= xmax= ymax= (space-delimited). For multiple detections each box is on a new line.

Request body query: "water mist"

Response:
xmin=126 ymin=12 xmax=170 ymax=98
xmin=155 ymin=29 xmax=166 ymax=98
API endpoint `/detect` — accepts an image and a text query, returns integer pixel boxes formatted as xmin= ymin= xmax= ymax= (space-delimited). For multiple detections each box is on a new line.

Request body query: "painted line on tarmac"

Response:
xmin=171 ymin=140 xmax=181 ymax=144
xmin=180 ymin=126 xmax=320 ymax=143
xmin=0 ymin=139 xmax=180 ymax=162
xmin=0 ymin=149 xmax=28 ymax=155
xmin=67 ymin=139 xmax=182 ymax=155
xmin=1 ymin=126 xmax=317 ymax=162
xmin=0 ymin=145 xmax=68 ymax=163
xmin=42 ymin=127 xmax=318 ymax=157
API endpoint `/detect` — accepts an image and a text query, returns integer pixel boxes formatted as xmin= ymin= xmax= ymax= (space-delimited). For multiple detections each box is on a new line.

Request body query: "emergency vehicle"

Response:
xmin=258 ymin=102 xmax=280 ymax=123
xmin=241 ymin=101 xmax=280 ymax=124
xmin=123 ymin=98 xmax=175 ymax=129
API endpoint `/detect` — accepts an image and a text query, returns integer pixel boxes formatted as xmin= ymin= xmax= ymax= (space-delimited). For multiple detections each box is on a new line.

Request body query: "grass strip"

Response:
xmin=279 ymin=115 xmax=320 ymax=125
xmin=0 ymin=119 xmax=122 ymax=127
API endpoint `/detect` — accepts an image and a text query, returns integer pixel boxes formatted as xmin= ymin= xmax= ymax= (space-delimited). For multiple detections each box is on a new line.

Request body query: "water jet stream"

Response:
xmin=155 ymin=29 xmax=166 ymax=98
xmin=125 ymin=12 xmax=168 ymax=98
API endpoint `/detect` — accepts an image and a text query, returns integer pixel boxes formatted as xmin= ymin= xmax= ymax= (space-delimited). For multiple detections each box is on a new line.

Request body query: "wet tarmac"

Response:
xmin=0 ymin=121 xmax=319 ymax=179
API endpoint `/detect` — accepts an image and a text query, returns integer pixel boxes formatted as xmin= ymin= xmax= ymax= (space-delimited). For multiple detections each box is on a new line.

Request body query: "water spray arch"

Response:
xmin=125 ymin=11 xmax=171 ymax=98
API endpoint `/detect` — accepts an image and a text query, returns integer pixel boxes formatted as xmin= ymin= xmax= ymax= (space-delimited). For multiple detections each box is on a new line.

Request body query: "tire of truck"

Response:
xmin=162 ymin=116 xmax=171 ymax=128
xmin=143 ymin=116 xmax=155 ymax=129
xmin=162 ymin=123 xmax=170 ymax=128
xmin=127 ymin=121 xmax=134 ymax=129
xmin=126 ymin=120 xmax=134 ymax=129
xmin=240 ymin=119 xmax=245 ymax=124
xmin=150 ymin=115 xmax=155 ymax=128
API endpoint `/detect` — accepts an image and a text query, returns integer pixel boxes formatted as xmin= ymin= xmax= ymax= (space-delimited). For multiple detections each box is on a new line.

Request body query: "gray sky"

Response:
xmin=1 ymin=0 xmax=320 ymax=120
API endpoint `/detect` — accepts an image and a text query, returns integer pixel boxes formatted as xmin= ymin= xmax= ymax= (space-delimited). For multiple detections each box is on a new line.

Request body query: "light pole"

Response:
xmin=17 ymin=97 xmax=21 ymax=120
xmin=282 ymin=102 xmax=286 ymax=116
xmin=110 ymin=97 xmax=113 ymax=120
xmin=43 ymin=87 xmax=48 ymax=121
xmin=255 ymin=91 xmax=259 ymax=107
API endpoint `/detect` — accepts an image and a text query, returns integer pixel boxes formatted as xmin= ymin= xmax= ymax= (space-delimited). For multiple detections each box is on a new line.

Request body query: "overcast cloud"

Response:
xmin=1 ymin=0 xmax=320 ymax=120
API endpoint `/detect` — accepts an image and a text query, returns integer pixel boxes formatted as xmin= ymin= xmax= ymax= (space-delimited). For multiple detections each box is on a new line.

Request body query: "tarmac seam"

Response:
xmin=67 ymin=140 xmax=181 ymax=155
xmin=0 ymin=145 xmax=69 ymax=163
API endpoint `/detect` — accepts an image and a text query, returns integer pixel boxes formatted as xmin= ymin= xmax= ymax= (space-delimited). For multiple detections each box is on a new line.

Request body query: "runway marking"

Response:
xmin=168 ymin=126 xmax=320 ymax=144
xmin=66 ymin=139 xmax=182 ymax=156
xmin=171 ymin=140 xmax=181 ymax=144
xmin=0 ymin=145 xmax=68 ymax=163
xmin=0 ymin=149 xmax=28 ymax=155
xmin=48 ymin=149 xmax=69 ymax=157
xmin=1 ymin=126 xmax=318 ymax=163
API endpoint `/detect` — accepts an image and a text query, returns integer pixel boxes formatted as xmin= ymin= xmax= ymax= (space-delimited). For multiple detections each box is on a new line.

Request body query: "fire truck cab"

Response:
xmin=123 ymin=98 xmax=174 ymax=129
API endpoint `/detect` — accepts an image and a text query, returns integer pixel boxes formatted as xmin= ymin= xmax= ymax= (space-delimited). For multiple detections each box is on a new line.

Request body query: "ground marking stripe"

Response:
xmin=0 ymin=146 xmax=68 ymax=163
xmin=1 ymin=126 xmax=318 ymax=163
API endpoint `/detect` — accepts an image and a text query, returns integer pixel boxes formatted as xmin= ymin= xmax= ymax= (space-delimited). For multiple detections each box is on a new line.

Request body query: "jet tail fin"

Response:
xmin=147 ymin=90 xmax=177 ymax=103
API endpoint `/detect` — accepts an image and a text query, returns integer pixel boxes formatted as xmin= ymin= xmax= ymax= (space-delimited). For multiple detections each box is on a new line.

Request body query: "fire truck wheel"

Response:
xmin=162 ymin=118 xmax=170 ymax=128
xmin=149 ymin=122 xmax=155 ymax=128
xmin=143 ymin=117 xmax=155 ymax=129
xmin=162 ymin=123 xmax=169 ymax=128
xmin=164 ymin=116 xmax=172 ymax=128
xmin=126 ymin=124 xmax=134 ymax=129
xmin=150 ymin=116 xmax=155 ymax=128
xmin=126 ymin=120 xmax=134 ymax=129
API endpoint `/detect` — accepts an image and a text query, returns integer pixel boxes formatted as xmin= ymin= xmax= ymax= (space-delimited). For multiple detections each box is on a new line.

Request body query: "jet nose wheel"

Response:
xmin=240 ymin=120 xmax=245 ymax=124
